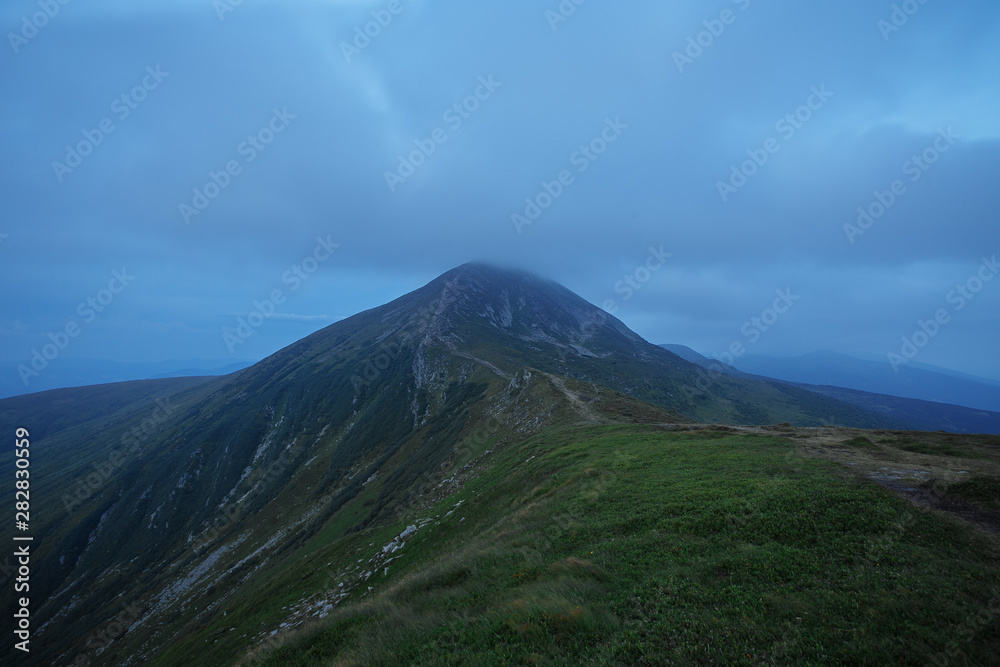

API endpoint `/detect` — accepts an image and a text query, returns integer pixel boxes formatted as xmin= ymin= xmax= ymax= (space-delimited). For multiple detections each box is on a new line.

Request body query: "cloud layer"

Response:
xmin=2 ymin=0 xmax=998 ymax=389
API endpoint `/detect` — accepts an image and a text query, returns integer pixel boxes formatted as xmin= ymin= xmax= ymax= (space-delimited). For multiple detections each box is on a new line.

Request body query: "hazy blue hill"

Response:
xmin=658 ymin=343 xmax=752 ymax=377
xmin=0 ymin=357 xmax=255 ymax=399
xmin=658 ymin=343 xmax=710 ymax=364
xmin=795 ymin=383 xmax=1000 ymax=434
xmin=659 ymin=345 xmax=1000 ymax=434
xmin=0 ymin=375 xmax=216 ymax=440
xmin=732 ymin=350 xmax=1000 ymax=412
xmin=148 ymin=361 xmax=253 ymax=379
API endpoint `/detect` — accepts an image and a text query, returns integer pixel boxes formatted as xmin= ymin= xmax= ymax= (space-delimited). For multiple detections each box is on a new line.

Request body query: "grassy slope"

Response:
xmin=211 ymin=424 xmax=1000 ymax=666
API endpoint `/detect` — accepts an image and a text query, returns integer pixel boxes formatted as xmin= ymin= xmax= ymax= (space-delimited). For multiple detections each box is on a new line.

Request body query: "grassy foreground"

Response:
xmin=236 ymin=425 xmax=1000 ymax=666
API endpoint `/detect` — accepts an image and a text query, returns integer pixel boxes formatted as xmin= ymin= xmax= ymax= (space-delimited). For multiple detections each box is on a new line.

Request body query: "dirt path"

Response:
xmin=544 ymin=373 xmax=602 ymax=424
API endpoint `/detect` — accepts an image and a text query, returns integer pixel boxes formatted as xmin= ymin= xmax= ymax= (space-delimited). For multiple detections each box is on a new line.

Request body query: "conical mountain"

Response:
xmin=0 ymin=262 xmax=900 ymax=665
xmin=248 ymin=261 xmax=888 ymax=428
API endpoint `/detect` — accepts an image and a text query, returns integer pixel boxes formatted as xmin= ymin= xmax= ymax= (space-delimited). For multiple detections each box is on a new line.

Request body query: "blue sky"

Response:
xmin=2 ymin=0 xmax=999 ymax=395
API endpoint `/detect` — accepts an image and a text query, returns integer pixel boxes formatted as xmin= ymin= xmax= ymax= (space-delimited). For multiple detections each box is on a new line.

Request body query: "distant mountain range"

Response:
xmin=3 ymin=263 xmax=1000 ymax=664
xmin=661 ymin=345 xmax=1000 ymax=414
xmin=660 ymin=345 xmax=1000 ymax=432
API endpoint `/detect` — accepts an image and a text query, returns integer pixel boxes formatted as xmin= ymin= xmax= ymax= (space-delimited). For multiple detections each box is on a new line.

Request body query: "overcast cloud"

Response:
xmin=2 ymin=0 xmax=998 ymax=394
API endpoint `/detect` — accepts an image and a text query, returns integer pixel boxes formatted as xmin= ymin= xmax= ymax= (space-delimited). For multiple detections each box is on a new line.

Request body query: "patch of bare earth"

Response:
xmin=772 ymin=425 xmax=1000 ymax=534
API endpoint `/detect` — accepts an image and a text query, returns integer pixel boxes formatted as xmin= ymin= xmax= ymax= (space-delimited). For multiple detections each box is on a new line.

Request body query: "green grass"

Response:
xmin=243 ymin=425 xmax=1000 ymax=666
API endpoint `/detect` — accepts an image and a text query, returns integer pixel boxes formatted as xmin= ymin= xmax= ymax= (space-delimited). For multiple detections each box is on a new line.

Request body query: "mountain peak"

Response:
xmin=410 ymin=262 xmax=643 ymax=351
xmin=431 ymin=261 xmax=553 ymax=292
